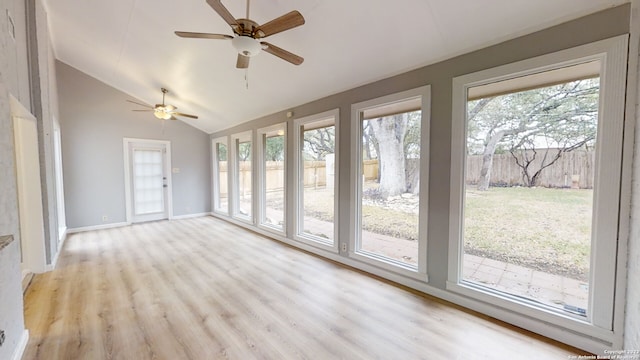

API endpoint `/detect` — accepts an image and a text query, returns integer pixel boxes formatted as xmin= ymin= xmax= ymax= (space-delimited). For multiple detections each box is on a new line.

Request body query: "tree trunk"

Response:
xmin=477 ymin=129 xmax=510 ymax=191
xmin=369 ymin=114 xmax=409 ymax=198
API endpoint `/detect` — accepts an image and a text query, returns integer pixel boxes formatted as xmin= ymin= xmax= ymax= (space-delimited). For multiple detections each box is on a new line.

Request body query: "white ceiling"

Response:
xmin=43 ymin=0 xmax=627 ymax=133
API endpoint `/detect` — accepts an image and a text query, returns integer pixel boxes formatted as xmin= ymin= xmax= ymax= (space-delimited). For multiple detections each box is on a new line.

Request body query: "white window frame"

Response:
xmin=212 ymin=136 xmax=229 ymax=215
xmin=257 ymin=123 xmax=287 ymax=235
xmin=293 ymin=109 xmax=340 ymax=253
xmin=447 ymin=35 xmax=628 ymax=340
xmin=230 ymin=131 xmax=254 ymax=224
xmin=350 ymin=86 xmax=431 ymax=281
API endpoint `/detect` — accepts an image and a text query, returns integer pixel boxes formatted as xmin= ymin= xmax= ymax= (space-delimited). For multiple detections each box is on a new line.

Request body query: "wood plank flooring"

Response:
xmin=23 ymin=216 xmax=586 ymax=359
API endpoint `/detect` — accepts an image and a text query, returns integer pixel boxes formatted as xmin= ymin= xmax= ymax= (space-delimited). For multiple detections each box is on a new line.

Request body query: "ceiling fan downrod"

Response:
xmin=161 ymin=87 xmax=168 ymax=106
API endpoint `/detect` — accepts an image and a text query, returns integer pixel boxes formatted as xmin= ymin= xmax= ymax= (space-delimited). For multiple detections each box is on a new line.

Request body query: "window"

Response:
xmin=231 ymin=132 xmax=253 ymax=222
xmin=351 ymin=86 xmax=430 ymax=277
xmin=258 ymin=123 xmax=286 ymax=233
xmin=448 ymin=36 xmax=628 ymax=334
xmin=293 ymin=109 xmax=339 ymax=250
xmin=212 ymin=137 xmax=229 ymax=214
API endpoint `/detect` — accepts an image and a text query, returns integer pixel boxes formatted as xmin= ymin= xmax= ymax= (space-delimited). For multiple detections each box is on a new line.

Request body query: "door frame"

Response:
xmin=10 ymin=95 xmax=47 ymax=275
xmin=123 ymin=138 xmax=173 ymax=224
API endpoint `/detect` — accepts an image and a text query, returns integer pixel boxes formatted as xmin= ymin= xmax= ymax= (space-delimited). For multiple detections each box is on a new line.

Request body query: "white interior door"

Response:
xmin=125 ymin=139 xmax=172 ymax=223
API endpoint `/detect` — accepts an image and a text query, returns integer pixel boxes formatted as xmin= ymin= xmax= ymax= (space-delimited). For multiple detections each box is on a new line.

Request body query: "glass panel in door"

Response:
xmin=133 ymin=148 xmax=166 ymax=219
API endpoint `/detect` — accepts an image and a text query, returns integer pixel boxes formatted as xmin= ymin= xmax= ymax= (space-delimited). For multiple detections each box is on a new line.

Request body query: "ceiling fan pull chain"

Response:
xmin=245 ymin=69 xmax=250 ymax=90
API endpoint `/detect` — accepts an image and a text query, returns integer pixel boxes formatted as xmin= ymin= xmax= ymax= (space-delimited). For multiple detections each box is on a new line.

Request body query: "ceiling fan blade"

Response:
xmin=173 ymin=112 xmax=199 ymax=119
xmin=170 ymin=116 xmax=178 ymax=121
xmin=260 ymin=42 xmax=303 ymax=65
xmin=206 ymin=0 xmax=238 ymax=28
xmin=175 ymin=31 xmax=233 ymax=40
xmin=236 ymin=54 xmax=250 ymax=69
xmin=255 ymin=11 xmax=305 ymax=38
xmin=126 ymin=99 xmax=153 ymax=108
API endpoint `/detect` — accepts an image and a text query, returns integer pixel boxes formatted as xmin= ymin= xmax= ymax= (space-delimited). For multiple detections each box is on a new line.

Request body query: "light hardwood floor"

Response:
xmin=23 ymin=216 xmax=586 ymax=359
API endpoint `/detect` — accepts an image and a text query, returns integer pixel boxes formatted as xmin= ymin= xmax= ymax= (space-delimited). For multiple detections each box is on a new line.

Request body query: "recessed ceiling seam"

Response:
xmin=114 ymin=0 xmax=138 ymax=81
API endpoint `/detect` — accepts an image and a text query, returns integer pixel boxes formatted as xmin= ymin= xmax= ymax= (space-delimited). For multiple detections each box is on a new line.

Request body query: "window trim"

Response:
xmin=257 ymin=123 xmax=287 ymax=235
xmin=212 ymin=136 xmax=229 ymax=215
xmin=447 ymin=35 xmax=628 ymax=339
xmin=350 ymin=85 xmax=431 ymax=281
xmin=292 ymin=109 xmax=340 ymax=253
xmin=230 ymin=131 xmax=254 ymax=224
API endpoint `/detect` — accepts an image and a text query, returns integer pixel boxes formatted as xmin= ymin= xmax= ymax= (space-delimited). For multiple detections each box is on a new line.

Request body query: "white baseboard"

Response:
xmin=11 ymin=330 xmax=29 ymax=360
xmin=171 ymin=212 xmax=210 ymax=220
xmin=67 ymin=215 xmax=212 ymax=234
xmin=66 ymin=222 xmax=129 ymax=234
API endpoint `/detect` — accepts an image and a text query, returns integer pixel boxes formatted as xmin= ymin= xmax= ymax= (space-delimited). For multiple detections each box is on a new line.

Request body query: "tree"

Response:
xmin=303 ymin=127 xmax=335 ymax=160
xmin=238 ymin=142 xmax=251 ymax=161
xmin=402 ymin=111 xmax=422 ymax=194
xmin=216 ymin=143 xmax=227 ymax=161
xmin=265 ymin=135 xmax=284 ymax=161
xmin=368 ymin=113 xmax=410 ymax=197
xmin=468 ymin=78 xmax=599 ymax=190
xmin=361 ymin=111 xmax=422 ymax=197
xmin=509 ymin=138 xmax=592 ymax=187
xmin=362 ymin=122 xmax=378 ymax=161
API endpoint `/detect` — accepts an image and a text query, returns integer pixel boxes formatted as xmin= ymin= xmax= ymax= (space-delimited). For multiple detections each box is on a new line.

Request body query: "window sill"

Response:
xmin=351 ymin=250 xmax=428 ymax=283
xmin=445 ymin=280 xmax=613 ymax=342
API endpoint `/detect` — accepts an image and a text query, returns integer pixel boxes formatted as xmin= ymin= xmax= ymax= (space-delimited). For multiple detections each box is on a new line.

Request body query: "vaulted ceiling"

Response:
xmin=43 ymin=0 xmax=627 ymax=133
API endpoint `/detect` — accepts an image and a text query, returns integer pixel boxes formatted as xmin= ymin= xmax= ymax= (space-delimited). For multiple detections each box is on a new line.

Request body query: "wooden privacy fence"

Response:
xmin=216 ymin=150 xmax=593 ymax=194
xmin=216 ymin=161 xmax=341 ymax=196
xmin=466 ymin=150 xmax=595 ymax=189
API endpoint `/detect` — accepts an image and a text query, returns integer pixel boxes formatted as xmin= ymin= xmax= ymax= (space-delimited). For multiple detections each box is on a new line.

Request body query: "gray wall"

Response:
xmin=56 ymin=61 xmax=211 ymax=229
xmin=212 ymin=4 xmax=636 ymax=351
xmin=0 ymin=0 xmax=33 ymax=358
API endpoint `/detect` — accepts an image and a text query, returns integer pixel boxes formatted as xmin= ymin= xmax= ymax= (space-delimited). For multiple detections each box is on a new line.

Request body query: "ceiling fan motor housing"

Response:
xmin=175 ymin=4 xmax=305 ymax=67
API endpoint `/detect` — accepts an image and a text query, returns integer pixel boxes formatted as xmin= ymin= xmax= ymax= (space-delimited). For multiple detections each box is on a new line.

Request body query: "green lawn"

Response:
xmin=300 ymin=186 xmax=592 ymax=281
xmin=464 ymin=187 xmax=592 ymax=281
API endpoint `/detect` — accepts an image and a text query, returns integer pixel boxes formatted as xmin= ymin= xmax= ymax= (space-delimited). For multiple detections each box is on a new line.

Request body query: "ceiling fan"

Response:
xmin=175 ymin=0 xmax=305 ymax=69
xmin=127 ymin=88 xmax=198 ymax=120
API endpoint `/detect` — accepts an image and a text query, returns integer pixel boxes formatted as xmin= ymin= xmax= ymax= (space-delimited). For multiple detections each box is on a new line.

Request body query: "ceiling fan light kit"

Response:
xmin=127 ymin=88 xmax=199 ymax=121
xmin=175 ymin=0 xmax=305 ymax=69
xmin=154 ymin=108 xmax=173 ymax=120
xmin=232 ymin=36 xmax=262 ymax=57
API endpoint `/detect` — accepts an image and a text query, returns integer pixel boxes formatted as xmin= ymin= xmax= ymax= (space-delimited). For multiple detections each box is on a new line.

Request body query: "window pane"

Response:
xmin=215 ymin=142 xmax=228 ymax=213
xmin=359 ymin=110 xmax=421 ymax=267
xmin=263 ymin=134 xmax=285 ymax=230
xmin=301 ymin=124 xmax=335 ymax=243
xmin=133 ymin=149 xmax=164 ymax=215
xmin=236 ymin=140 xmax=252 ymax=219
xmin=463 ymin=74 xmax=599 ymax=316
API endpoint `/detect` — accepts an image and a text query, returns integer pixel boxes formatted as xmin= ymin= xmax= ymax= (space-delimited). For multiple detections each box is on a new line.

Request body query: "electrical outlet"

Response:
xmin=102 ymin=215 xmax=108 ymax=222
xmin=341 ymin=243 xmax=347 ymax=252
xmin=0 ymin=329 xmax=5 ymax=347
